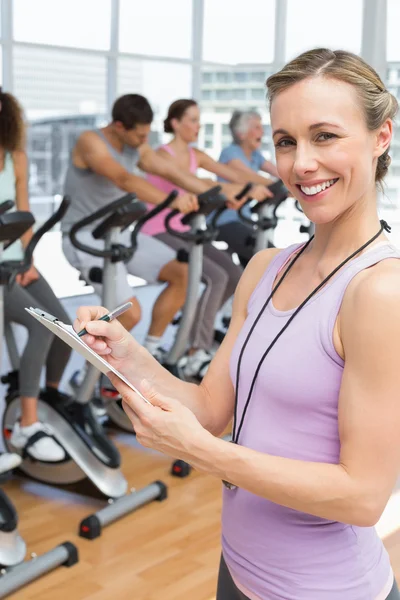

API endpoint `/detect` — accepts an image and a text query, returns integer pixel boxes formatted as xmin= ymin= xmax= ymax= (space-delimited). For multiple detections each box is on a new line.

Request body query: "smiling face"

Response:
xmin=271 ymin=76 xmax=392 ymax=224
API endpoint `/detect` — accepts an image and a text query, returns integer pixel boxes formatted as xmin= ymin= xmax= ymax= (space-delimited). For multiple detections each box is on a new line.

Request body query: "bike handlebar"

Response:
xmin=164 ymin=186 xmax=226 ymax=243
xmin=69 ymin=191 xmax=179 ymax=260
xmin=0 ymin=200 xmax=14 ymax=216
xmin=130 ymin=190 xmax=178 ymax=249
xmin=238 ymin=180 xmax=288 ymax=227
xmin=23 ymin=196 xmax=71 ymax=268
xmin=0 ymin=195 xmax=71 ymax=283
xmin=69 ymin=193 xmax=137 ymax=258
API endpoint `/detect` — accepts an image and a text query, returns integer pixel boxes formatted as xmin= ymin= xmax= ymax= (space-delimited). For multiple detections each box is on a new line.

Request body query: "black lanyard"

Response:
xmin=223 ymin=220 xmax=390 ymax=491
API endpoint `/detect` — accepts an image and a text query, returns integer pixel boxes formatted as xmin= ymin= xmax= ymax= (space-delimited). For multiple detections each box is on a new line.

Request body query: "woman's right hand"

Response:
xmin=74 ymin=305 xmax=138 ymax=375
xmin=172 ymin=193 xmax=199 ymax=214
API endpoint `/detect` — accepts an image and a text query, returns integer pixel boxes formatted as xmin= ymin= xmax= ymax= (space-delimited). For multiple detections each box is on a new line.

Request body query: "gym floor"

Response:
xmin=2 ymin=437 xmax=225 ymax=600
xmin=3 ymin=428 xmax=400 ymax=599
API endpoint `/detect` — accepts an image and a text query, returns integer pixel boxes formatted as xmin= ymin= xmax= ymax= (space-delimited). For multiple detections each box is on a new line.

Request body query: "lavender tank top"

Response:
xmin=222 ymin=241 xmax=400 ymax=600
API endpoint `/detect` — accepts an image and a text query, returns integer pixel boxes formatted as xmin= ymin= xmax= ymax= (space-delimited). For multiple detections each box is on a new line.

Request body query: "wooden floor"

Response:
xmin=2 ymin=430 xmax=400 ymax=600
xmin=2 ymin=431 xmax=224 ymax=600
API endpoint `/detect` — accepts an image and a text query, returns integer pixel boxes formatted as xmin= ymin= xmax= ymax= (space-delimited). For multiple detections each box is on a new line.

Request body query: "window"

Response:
xmin=202 ymin=72 xmax=213 ymax=84
xmin=14 ymin=46 xmax=107 ymax=197
xmin=234 ymin=72 xmax=248 ymax=83
xmin=216 ymin=90 xmax=232 ymax=101
xmin=388 ymin=0 xmax=400 ymax=61
xmin=251 ymin=72 xmax=267 ymax=83
xmin=285 ymin=0 xmax=363 ymax=61
xmin=119 ymin=0 xmax=192 ymax=59
xmin=204 ymin=124 xmax=214 ymax=136
xmin=14 ymin=0 xmax=111 ymax=50
xmin=222 ymin=124 xmax=230 ymax=136
xmin=118 ymin=58 xmax=192 ymax=143
xmin=387 ymin=68 xmax=398 ymax=85
xmin=251 ymin=89 xmax=265 ymax=100
xmin=391 ymin=166 xmax=400 ymax=178
xmin=14 ymin=46 xmax=107 ymax=120
xmin=216 ymin=72 xmax=231 ymax=84
xmin=232 ymin=89 xmax=246 ymax=100
xmin=202 ymin=90 xmax=212 ymax=101
xmin=203 ymin=0 xmax=275 ymax=64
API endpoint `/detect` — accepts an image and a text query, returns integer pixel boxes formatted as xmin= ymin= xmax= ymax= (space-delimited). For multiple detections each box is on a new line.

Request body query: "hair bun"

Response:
xmin=376 ymin=149 xmax=391 ymax=182
xmin=164 ymin=117 xmax=173 ymax=133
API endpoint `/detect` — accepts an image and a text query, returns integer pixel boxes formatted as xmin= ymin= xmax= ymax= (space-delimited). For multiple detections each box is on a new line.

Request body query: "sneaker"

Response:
xmin=182 ymin=349 xmax=213 ymax=380
xmin=0 ymin=452 xmax=22 ymax=475
xmin=151 ymin=347 xmax=167 ymax=364
xmin=10 ymin=422 xmax=66 ymax=462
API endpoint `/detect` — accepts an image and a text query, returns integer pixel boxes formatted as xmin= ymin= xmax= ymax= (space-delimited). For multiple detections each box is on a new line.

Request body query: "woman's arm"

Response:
xmin=13 ymin=150 xmax=32 ymax=248
xmin=76 ymin=248 xmax=280 ymax=434
xmin=261 ymin=159 xmax=279 ymax=178
xmin=188 ymin=260 xmax=400 ymax=527
xmin=195 ymin=149 xmax=249 ymax=184
xmin=223 ymin=157 xmax=276 ymax=186
xmin=13 ymin=150 xmax=41 ymax=287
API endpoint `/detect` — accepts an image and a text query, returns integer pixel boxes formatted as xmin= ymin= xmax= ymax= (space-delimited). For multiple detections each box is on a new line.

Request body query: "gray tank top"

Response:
xmin=61 ymin=129 xmax=140 ymax=232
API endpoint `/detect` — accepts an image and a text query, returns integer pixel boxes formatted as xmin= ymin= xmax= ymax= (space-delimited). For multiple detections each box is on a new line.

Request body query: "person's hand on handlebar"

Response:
xmin=171 ymin=193 xmax=199 ymax=214
xmin=16 ymin=264 xmax=40 ymax=287
xmin=220 ymin=183 xmax=250 ymax=208
xmin=249 ymin=184 xmax=274 ymax=202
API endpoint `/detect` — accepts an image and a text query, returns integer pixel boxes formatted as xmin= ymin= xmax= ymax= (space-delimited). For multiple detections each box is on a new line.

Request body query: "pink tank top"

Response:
xmin=141 ymin=144 xmax=197 ymax=236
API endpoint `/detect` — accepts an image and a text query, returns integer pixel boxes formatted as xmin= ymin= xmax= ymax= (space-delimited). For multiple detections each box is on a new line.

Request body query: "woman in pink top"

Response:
xmin=144 ymin=99 xmax=269 ymax=379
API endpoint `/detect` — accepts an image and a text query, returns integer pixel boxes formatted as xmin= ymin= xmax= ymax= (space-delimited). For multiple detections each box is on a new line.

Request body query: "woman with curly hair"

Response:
xmin=1 ymin=90 xmax=70 ymax=463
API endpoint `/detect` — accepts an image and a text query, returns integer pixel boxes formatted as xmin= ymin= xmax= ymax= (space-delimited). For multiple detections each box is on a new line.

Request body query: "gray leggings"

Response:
xmin=156 ymin=233 xmax=243 ymax=351
xmin=216 ymin=555 xmax=400 ymax=600
xmin=4 ymin=273 xmax=72 ymax=397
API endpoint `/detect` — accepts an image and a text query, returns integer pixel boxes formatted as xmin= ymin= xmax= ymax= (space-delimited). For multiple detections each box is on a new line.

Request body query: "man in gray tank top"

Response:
xmin=62 ymin=94 xmax=244 ymax=357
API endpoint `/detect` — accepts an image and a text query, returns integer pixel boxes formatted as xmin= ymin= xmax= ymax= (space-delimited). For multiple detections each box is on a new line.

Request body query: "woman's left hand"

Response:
xmin=108 ymin=374 xmax=211 ymax=463
xmin=16 ymin=265 xmax=40 ymax=287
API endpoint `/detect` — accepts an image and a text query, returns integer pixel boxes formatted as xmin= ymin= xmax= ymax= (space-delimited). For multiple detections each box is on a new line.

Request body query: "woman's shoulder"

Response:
xmin=219 ymin=143 xmax=241 ymax=161
xmin=156 ymin=146 xmax=174 ymax=160
xmin=234 ymin=247 xmax=283 ymax=309
xmin=11 ymin=148 xmax=27 ymax=161
xmin=11 ymin=149 xmax=27 ymax=173
xmin=341 ymin=252 xmax=400 ymax=331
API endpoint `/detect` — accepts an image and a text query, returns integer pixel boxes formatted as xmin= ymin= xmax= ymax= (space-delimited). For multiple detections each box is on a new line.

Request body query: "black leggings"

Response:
xmin=216 ymin=555 xmax=249 ymax=600
xmin=216 ymin=554 xmax=400 ymax=600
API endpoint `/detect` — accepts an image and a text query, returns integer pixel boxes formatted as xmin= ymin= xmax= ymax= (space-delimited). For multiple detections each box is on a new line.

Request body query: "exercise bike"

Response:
xmin=214 ymin=180 xmax=289 ymax=344
xmin=1 ymin=195 xmax=167 ymax=541
xmin=295 ymin=200 xmax=315 ymax=238
xmin=237 ymin=179 xmax=290 ymax=253
xmin=70 ymin=186 xmax=229 ymax=478
xmin=0 ymin=200 xmax=78 ymax=599
xmin=68 ymin=191 xmax=182 ymax=434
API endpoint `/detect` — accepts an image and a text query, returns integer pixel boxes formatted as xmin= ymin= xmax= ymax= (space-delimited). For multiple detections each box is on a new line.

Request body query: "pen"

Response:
xmin=77 ymin=302 xmax=133 ymax=337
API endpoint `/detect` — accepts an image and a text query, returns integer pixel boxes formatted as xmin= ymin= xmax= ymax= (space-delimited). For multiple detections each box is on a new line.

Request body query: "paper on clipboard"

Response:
xmin=25 ymin=307 xmax=151 ymax=405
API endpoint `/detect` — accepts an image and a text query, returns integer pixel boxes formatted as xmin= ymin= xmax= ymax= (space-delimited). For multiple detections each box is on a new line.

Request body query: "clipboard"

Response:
xmin=25 ymin=307 xmax=151 ymax=405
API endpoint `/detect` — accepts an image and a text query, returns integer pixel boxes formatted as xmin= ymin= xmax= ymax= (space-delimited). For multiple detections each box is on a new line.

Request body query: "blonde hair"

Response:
xmin=266 ymin=48 xmax=398 ymax=184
